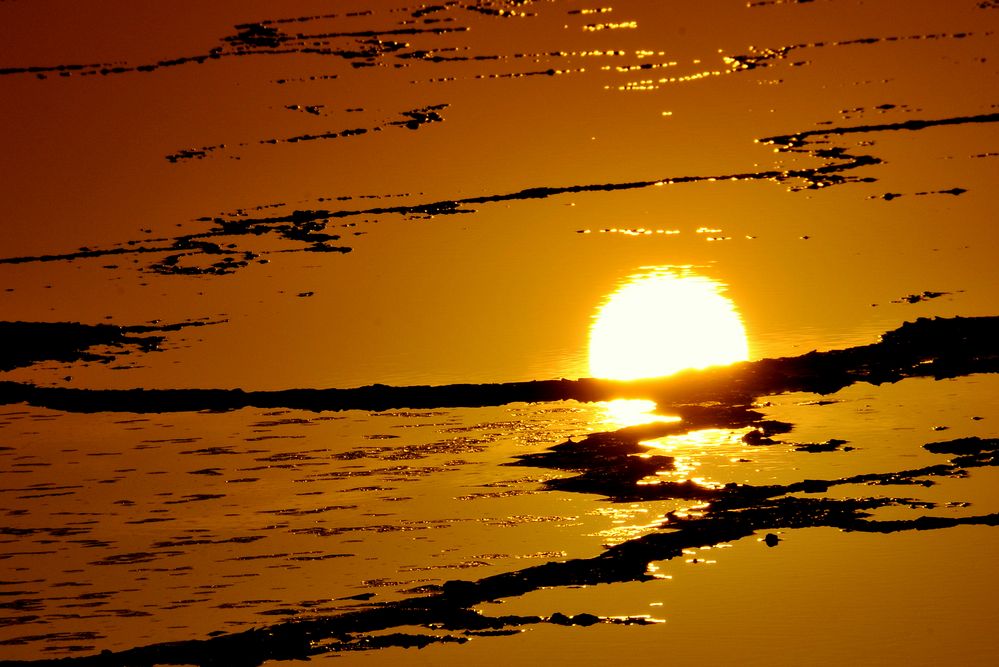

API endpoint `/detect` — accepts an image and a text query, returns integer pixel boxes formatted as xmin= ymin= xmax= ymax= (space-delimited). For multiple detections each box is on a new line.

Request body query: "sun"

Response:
xmin=588 ymin=268 xmax=749 ymax=380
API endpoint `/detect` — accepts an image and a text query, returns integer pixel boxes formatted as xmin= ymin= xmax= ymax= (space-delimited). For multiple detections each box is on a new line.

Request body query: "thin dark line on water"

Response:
xmin=165 ymin=104 xmax=448 ymax=163
xmin=1 ymin=316 xmax=996 ymax=414
xmin=2 ymin=112 xmax=995 ymax=275
xmin=760 ymin=112 xmax=999 ymax=146
xmin=0 ymin=25 xmax=469 ymax=78
xmin=723 ymin=29 xmax=987 ymax=72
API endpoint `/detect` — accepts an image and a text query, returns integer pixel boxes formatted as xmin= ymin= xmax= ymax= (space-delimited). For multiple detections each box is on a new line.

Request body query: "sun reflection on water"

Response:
xmin=598 ymin=398 xmax=681 ymax=429
xmin=589 ymin=267 xmax=749 ymax=380
xmin=642 ymin=427 xmax=758 ymax=493
xmin=591 ymin=504 xmax=669 ymax=546
xmin=644 ymin=428 xmax=742 ymax=487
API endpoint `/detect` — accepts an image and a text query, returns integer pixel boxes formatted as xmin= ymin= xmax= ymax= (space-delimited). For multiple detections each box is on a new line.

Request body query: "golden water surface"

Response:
xmin=0 ymin=1 xmax=997 ymax=665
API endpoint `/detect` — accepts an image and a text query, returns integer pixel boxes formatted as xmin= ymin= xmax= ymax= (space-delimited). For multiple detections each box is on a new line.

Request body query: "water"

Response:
xmin=1 ymin=1 xmax=997 ymax=664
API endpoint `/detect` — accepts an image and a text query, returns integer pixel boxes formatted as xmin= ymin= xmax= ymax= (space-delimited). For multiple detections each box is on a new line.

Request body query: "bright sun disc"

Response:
xmin=589 ymin=268 xmax=749 ymax=380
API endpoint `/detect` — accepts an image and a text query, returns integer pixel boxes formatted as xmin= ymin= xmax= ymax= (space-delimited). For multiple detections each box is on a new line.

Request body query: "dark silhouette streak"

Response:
xmin=0 ymin=24 xmax=469 ymax=78
xmin=165 ymin=104 xmax=447 ymax=162
xmin=1 ymin=316 xmax=996 ymax=414
xmin=725 ymin=30 xmax=981 ymax=71
xmin=760 ymin=112 xmax=999 ymax=147
xmin=0 ymin=320 xmax=222 ymax=372
xmin=1 ymin=112 xmax=994 ymax=274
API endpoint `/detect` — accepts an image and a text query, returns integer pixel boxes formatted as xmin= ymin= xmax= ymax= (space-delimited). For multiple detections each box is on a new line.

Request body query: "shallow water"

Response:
xmin=1 ymin=1 xmax=997 ymax=664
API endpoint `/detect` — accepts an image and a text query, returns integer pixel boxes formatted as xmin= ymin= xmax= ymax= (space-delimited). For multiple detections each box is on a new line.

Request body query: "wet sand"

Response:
xmin=1 ymin=1 xmax=998 ymax=665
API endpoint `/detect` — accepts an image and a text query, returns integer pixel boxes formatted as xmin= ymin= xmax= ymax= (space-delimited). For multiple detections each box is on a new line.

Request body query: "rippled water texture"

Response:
xmin=1 ymin=1 xmax=997 ymax=665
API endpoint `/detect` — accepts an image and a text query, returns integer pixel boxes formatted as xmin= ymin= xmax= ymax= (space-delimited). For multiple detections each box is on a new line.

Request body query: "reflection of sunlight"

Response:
xmin=643 ymin=428 xmax=744 ymax=487
xmin=644 ymin=427 xmax=739 ymax=453
xmin=591 ymin=505 xmax=667 ymax=545
xmin=589 ymin=267 xmax=749 ymax=380
xmin=599 ymin=398 xmax=681 ymax=429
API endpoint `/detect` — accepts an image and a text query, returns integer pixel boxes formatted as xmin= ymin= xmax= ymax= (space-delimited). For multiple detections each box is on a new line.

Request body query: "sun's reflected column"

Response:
xmin=589 ymin=266 xmax=749 ymax=381
xmin=598 ymin=398 xmax=682 ymax=429
xmin=587 ymin=266 xmax=752 ymax=507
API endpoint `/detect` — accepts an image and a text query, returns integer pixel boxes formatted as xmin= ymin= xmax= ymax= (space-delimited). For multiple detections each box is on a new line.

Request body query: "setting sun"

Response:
xmin=589 ymin=268 xmax=749 ymax=380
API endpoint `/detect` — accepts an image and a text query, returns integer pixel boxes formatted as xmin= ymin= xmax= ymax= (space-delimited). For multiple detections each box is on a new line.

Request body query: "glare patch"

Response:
xmin=590 ymin=504 xmax=669 ymax=545
xmin=589 ymin=267 xmax=749 ymax=380
xmin=598 ymin=398 xmax=682 ymax=429
xmin=643 ymin=428 xmax=748 ymax=488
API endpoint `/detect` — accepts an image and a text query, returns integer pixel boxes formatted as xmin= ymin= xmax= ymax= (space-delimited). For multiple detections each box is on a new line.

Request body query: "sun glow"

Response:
xmin=589 ymin=268 xmax=749 ymax=380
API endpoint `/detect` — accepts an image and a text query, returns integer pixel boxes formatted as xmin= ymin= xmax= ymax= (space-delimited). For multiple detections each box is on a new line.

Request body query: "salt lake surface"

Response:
xmin=1 ymin=1 xmax=997 ymax=665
